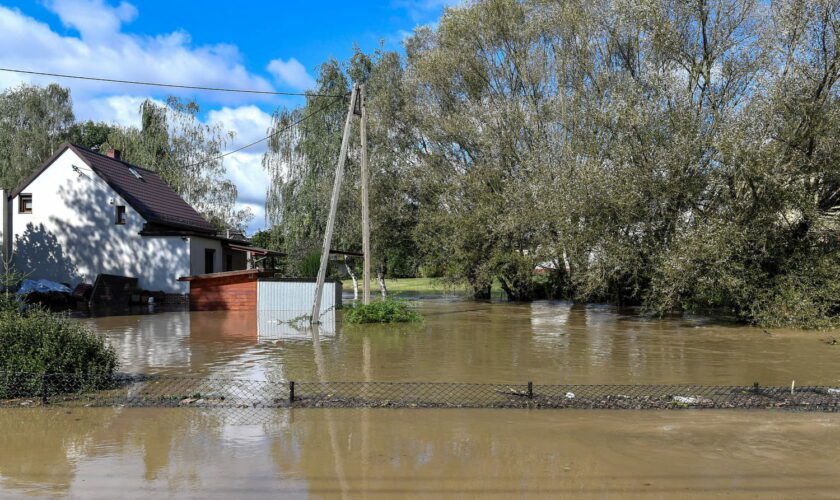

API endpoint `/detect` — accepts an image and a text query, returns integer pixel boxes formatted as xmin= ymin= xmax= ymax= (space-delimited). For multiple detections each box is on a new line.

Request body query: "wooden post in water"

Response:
xmin=360 ymin=84 xmax=371 ymax=305
xmin=312 ymin=85 xmax=358 ymax=323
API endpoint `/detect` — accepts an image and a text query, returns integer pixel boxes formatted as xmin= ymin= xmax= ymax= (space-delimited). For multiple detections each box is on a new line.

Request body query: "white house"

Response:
xmin=0 ymin=143 xmax=275 ymax=294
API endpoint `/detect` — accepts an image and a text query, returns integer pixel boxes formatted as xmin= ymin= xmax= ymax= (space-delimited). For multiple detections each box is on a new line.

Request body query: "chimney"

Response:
xmin=105 ymin=148 xmax=121 ymax=160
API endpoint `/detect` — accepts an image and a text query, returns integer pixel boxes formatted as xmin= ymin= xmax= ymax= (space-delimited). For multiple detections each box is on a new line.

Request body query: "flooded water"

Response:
xmin=84 ymin=299 xmax=839 ymax=386
xmin=0 ymin=408 xmax=839 ymax=499
xmin=2 ymin=299 xmax=839 ymax=497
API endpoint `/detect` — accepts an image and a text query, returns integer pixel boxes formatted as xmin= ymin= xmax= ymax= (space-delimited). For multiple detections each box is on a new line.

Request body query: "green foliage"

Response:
xmin=0 ymin=83 xmax=74 ymax=190
xmin=299 ymin=251 xmax=324 ymax=278
xmin=69 ymin=120 xmax=116 ymax=150
xmin=263 ymin=0 xmax=839 ymax=327
xmin=249 ymin=227 xmax=284 ymax=252
xmin=264 ymin=51 xmax=421 ymax=284
xmin=748 ymin=251 xmax=840 ymax=330
xmin=106 ymin=97 xmax=253 ymax=232
xmin=343 ymin=299 xmax=422 ymax=324
xmin=0 ymin=305 xmax=118 ymax=397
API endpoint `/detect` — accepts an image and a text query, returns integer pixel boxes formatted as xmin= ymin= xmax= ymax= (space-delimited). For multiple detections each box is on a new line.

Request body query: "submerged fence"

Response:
xmin=1 ymin=373 xmax=840 ymax=411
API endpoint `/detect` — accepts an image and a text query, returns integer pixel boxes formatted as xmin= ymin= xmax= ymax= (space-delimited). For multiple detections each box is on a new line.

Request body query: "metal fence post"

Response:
xmin=289 ymin=381 xmax=295 ymax=403
xmin=527 ymin=381 xmax=533 ymax=400
xmin=40 ymin=373 xmax=48 ymax=405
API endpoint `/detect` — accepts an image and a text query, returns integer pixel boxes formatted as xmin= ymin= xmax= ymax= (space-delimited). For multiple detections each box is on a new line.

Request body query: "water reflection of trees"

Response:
xmin=0 ymin=408 xmax=249 ymax=497
xmin=88 ymin=300 xmax=840 ymax=388
xmin=3 ymin=408 xmax=839 ymax=497
xmin=0 ymin=409 xmax=114 ymax=496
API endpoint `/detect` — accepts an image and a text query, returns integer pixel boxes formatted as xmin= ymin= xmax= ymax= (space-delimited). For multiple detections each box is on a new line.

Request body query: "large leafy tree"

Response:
xmin=107 ymin=98 xmax=254 ymax=232
xmin=263 ymin=51 xmax=421 ymax=285
xmin=0 ymin=84 xmax=74 ymax=190
xmin=259 ymin=0 xmax=838 ymax=326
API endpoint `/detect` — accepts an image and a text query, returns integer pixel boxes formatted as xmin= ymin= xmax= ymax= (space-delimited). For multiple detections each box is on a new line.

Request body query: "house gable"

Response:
xmin=9 ymin=143 xmax=217 ymax=235
xmin=7 ymin=147 xmax=191 ymax=292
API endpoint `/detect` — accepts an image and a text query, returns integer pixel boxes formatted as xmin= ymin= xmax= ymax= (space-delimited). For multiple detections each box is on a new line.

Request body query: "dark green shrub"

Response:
xmin=0 ymin=304 xmax=117 ymax=398
xmin=343 ymin=299 xmax=422 ymax=324
xmin=299 ymin=251 xmax=324 ymax=278
xmin=748 ymin=252 xmax=840 ymax=329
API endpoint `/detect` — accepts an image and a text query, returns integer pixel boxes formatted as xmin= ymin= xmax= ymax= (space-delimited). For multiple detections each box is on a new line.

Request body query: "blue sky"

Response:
xmin=0 ymin=0 xmax=457 ymax=233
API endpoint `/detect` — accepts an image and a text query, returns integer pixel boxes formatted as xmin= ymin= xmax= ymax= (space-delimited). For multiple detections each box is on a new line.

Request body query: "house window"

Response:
xmin=19 ymin=194 xmax=32 ymax=214
xmin=115 ymin=205 xmax=126 ymax=225
xmin=204 ymin=249 xmax=215 ymax=274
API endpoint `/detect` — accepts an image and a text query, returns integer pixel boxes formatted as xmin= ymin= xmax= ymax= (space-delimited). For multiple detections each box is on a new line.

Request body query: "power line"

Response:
xmin=183 ymin=95 xmax=346 ymax=167
xmin=0 ymin=67 xmax=344 ymax=98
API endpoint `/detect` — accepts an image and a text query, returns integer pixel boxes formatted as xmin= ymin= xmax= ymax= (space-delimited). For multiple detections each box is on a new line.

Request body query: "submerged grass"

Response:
xmin=343 ymin=299 xmax=423 ymax=324
xmin=344 ymin=277 xmax=506 ymax=297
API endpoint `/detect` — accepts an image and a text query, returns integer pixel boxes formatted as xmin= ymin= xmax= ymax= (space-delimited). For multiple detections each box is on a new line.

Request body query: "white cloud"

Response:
xmin=0 ymin=2 xmax=280 ymax=235
xmin=266 ymin=58 xmax=316 ymax=91
xmin=207 ymin=105 xmax=273 ymax=151
xmin=224 ymin=151 xmax=269 ymax=206
xmin=0 ymin=4 xmax=274 ymax=104
xmin=45 ymin=0 xmax=137 ymax=39
xmin=75 ymin=94 xmax=164 ymax=126
xmin=238 ymin=202 xmax=266 ymax=235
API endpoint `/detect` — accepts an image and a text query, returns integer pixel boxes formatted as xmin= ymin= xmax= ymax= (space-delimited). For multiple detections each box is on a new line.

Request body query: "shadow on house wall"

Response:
xmin=14 ymin=222 xmax=80 ymax=285
xmin=53 ymin=176 xmax=189 ymax=292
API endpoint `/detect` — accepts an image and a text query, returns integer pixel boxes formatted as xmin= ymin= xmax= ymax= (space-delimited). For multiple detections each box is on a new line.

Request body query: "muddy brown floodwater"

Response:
xmin=1 ymin=299 xmax=838 ymax=498
xmin=1 ymin=409 xmax=839 ymax=499
xmin=83 ymin=299 xmax=839 ymax=385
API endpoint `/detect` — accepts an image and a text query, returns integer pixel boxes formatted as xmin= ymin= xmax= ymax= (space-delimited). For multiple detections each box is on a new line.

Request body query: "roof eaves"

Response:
xmin=9 ymin=142 xmax=75 ymax=199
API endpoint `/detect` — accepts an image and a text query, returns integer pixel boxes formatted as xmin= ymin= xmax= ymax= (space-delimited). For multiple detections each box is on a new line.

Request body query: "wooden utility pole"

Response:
xmin=312 ymin=85 xmax=358 ymax=323
xmin=360 ymin=84 xmax=371 ymax=305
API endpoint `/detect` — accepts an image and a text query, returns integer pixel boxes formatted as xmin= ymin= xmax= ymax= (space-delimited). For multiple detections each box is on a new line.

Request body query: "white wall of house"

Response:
xmin=8 ymin=149 xmax=191 ymax=293
xmin=0 ymin=188 xmax=8 ymax=267
xmin=189 ymin=236 xmax=223 ymax=276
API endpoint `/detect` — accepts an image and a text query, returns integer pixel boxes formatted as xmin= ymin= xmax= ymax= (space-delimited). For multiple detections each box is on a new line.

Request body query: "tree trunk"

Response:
xmin=344 ymin=256 xmax=359 ymax=301
xmin=377 ymin=264 xmax=388 ymax=298
xmin=499 ymin=278 xmax=514 ymax=301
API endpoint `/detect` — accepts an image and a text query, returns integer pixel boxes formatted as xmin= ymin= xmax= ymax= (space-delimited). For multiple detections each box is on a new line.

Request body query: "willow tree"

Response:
xmin=107 ymin=98 xmax=253 ymax=231
xmin=263 ymin=60 xmax=352 ymax=274
xmin=263 ymin=51 xmax=421 ymax=288
xmin=259 ymin=0 xmax=838 ymax=326
xmin=0 ymin=84 xmax=74 ymax=190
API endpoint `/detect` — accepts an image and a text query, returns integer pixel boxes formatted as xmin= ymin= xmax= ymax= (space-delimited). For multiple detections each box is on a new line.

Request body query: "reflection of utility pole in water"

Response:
xmin=310 ymin=325 xmax=349 ymax=499
xmin=361 ymin=337 xmax=372 ymax=493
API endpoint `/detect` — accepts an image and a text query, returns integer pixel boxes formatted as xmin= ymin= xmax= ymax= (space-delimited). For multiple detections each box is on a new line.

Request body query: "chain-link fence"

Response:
xmin=1 ymin=373 xmax=839 ymax=411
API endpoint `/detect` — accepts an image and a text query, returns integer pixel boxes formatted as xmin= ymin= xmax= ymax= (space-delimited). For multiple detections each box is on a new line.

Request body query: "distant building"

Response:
xmin=0 ymin=143 xmax=275 ymax=293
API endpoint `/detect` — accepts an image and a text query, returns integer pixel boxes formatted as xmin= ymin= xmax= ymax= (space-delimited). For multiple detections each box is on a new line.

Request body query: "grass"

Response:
xmin=343 ymin=299 xmax=423 ymax=324
xmin=343 ymin=277 xmax=506 ymax=297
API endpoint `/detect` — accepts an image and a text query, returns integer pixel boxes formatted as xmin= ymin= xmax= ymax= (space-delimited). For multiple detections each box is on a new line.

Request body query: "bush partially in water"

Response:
xmin=343 ymin=299 xmax=422 ymax=324
xmin=0 ymin=302 xmax=117 ymax=397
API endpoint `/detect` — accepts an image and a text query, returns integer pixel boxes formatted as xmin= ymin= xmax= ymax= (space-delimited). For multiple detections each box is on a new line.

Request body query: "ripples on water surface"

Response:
xmin=1 ymin=298 xmax=839 ymax=498
xmin=1 ymin=408 xmax=840 ymax=499
xmin=83 ymin=298 xmax=840 ymax=386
